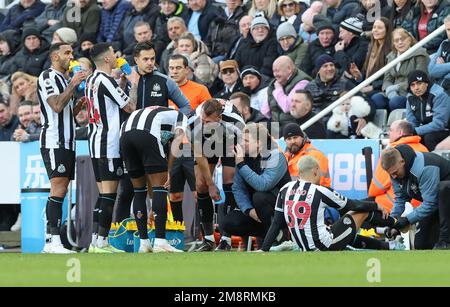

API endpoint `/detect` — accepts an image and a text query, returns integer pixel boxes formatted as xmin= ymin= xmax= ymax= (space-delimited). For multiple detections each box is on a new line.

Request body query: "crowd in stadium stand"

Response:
xmin=0 ymin=0 xmax=450 ymax=250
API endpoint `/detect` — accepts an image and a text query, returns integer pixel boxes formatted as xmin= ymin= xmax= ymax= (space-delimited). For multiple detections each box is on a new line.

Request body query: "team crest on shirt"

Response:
xmin=116 ymin=167 xmax=124 ymax=176
xmin=343 ymin=217 xmax=352 ymax=225
xmin=151 ymin=83 xmax=162 ymax=97
xmin=153 ymin=83 xmax=161 ymax=91
xmin=136 ymin=211 xmax=143 ymax=219
xmin=57 ymin=164 xmax=66 ymax=173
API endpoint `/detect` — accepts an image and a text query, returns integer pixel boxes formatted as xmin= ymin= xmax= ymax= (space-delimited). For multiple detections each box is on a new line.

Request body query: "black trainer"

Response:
xmin=433 ymin=241 xmax=450 ymax=250
xmin=215 ymin=240 xmax=231 ymax=251
xmin=194 ymin=239 xmax=216 ymax=252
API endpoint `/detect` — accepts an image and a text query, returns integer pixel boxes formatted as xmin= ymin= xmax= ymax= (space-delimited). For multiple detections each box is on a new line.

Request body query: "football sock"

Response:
xmin=133 ymin=186 xmax=149 ymax=240
xmin=98 ymin=193 xmax=117 ymax=237
xmin=47 ymin=196 xmax=64 ymax=236
xmin=153 ymin=187 xmax=168 ymax=239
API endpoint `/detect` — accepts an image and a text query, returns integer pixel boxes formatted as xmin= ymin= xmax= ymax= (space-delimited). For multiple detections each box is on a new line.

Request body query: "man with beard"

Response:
xmin=283 ymin=123 xmax=331 ymax=186
xmin=289 ymin=90 xmax=326 ymax=139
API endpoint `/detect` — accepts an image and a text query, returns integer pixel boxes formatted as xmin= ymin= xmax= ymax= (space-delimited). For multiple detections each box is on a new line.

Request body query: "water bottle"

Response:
xmin=69 ymin=60 xmax=86 ymax=91
xmin=116 ymin=58 xmax=132 ymax=75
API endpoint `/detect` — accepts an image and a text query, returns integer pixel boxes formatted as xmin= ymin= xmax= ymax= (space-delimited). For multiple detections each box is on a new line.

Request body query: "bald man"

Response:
xmin=263 ymin=56 xmax=312 ymax=130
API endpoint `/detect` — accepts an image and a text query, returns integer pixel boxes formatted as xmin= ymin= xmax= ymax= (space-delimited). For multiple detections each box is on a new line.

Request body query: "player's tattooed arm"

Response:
xmin=48 ymin=71 xmax=86 ymax=113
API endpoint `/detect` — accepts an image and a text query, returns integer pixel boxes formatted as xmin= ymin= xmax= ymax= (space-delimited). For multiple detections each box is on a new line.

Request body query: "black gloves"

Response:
xmin=393 ymin=217 xmax=410 ymax=231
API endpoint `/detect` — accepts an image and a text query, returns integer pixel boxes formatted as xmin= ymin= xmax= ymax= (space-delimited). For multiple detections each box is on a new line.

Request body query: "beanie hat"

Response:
xmin=55 ymin=27 xmax=78 ymax=45
xmin=340 ymin=17 xmax=363 ymax=35
xmin=79 ymin=33 xmax=97 ymax=45
xmin=276 ymin=22 xmax=298 ymax=40
xmin=314 ymin=54 xmax=335 ymax=72
xmin=283 ymin=123 xmax=305 ymax=139
xmin=240 ymin=66 xmax=262 ymax=81
xmin=21 ymin=27 xmax=41 ymax=42
xmin=408 ymin=70 xmax=430 ymax=89
xmin=313 ymin=15 xmax=335 ymax=34
xmin=251 ymin=15 xmax=270 ymax=31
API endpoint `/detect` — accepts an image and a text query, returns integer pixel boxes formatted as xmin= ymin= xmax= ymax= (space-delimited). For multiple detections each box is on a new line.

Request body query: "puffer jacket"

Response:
xmin=0 ymin=29 xmax=21 ymax=79
xmin=326 ymin=0 xmax=361 ymax=25
xmin=11 ymin=37 xmax=50 ymax=77
xmin=62 ymin=0 xmax=101 ymax=37
xmin=279 ymin=37 xmax=308 ymax=68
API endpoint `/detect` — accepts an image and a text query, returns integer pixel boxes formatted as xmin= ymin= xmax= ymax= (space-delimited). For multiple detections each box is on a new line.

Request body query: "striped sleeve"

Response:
xmin=40 ymin=70 xmax=61 ymax=97
xmin=103 ymin=75 xmax=130 ymax=108
xmin=318 ymin=186 xmax=348 ymax=209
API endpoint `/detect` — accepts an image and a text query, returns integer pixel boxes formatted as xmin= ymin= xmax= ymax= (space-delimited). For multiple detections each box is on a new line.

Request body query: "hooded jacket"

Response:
xmin=391 ymin=144 xmax=450 ymax=224
xmin=11 ymin=34 xmax=50 ymax=77
xmin=326 ymin=0 xmax=361 ymax=25
xmin=406 ymin=83 xmax=450 ymax=136
xmin=0 ymin=30 xmax=21 ymax=78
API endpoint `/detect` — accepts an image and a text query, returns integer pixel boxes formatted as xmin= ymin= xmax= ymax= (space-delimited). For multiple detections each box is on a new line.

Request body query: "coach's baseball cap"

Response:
xmin=283 ymin=123 xmax=305 ymax=139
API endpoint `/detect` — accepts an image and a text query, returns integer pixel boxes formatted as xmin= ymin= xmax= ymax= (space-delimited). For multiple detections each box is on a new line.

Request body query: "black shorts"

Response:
xmin=170 ymin=157 xmax=196 ymax=193
xmin=120 ymin=130 xmax=168 ymax=178
xmin=40 ymin=148 xmax=75 ymax=180
xmin=91 ymin=157 xmax=124 ymax=182
xmin=327 ymin=214 xmax=358 ymax=251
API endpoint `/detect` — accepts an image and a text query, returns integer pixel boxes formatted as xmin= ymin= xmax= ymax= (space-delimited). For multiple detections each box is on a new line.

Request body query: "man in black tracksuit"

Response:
xmin=381 ymin=145 xmax=450 ymax=249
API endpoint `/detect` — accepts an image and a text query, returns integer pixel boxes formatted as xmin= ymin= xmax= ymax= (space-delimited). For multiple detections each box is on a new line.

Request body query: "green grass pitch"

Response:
xmin=0 ymin=251 xmax=449 ymax=286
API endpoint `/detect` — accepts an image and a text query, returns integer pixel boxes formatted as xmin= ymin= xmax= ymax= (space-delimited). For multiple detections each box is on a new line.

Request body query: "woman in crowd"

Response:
xmin=248 ymin=0 xmax=279 ymax=26
xmin=10 ymin=72 xmax=38 ymax=114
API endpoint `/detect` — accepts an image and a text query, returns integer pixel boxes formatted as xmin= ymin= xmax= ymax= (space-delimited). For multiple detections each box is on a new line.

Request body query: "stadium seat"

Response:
xmin=387 ymin=109 xmax=407 ymax=127
xmin=373 ymin=109 xmax=388 ymax=129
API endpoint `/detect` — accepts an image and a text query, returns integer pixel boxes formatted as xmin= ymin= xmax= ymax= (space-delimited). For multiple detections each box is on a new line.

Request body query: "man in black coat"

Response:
xmin=186 ymin=0 xmax=223 ymax=41
xmin=289 ymin=89 xmax=326 ymax=139
xmin=0 ymin=30 xmax=21 ymax=79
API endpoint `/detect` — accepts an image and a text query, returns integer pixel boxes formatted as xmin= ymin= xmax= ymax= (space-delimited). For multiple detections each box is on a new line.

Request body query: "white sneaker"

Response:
xmin=138 ymin=245 xmax=153 ymax=253
xmin=42 ymin=243 xmax=53 ymax=253
xmin=153 ymin=243 xmax=183 ymax=253
xmin=10 ymin=213 xmax=21 ymax=232
xmin=46 ymin=244 xmax=76 ymax=254
xmin=270 ymin=240 xmax=295 ymax=252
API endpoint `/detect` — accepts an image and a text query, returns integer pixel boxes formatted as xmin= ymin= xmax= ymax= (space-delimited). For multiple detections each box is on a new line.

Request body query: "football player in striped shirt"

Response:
xmin=261 ymin=156 xmax=406 ymax=252
xmin=120 ymin=106 xmax=188 ymax=252
xmin=86 ymin=43 xmax=139 ymax=253
xmin=38 ymin=43 xmax=87 ymax=253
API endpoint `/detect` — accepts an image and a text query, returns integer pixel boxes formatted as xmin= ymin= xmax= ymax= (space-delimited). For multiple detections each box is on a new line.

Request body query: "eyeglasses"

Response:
xmin=221 ymin=68 xmax=236 ymax=75
xmin=281 ymin=2 xmax=295 ymax=8
xmin=393 ymin=36 xmax=408 ymax=44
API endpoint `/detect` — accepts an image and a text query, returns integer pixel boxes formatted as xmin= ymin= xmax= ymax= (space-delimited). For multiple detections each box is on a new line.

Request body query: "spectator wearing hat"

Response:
xmin=52 ymin=27 xmax=78 ymax=45
xmin=62 ymin=0 xmax=101 ymax=38
xmin=240 ymin=65 xmax=269 ymax=111
xmin=234 ymin=15 xmax=278 ymax=78
xmin=97 ymin=0 xmax=132 ymax=44
xmin=204 ymin=0 xmax=246 ymax=62
xmin=215 ymin=60 xmax=243 ymax=100
xmin=406 ymin=70 xmax=450 ymax=151
xmin=429 ymin=14 xmax=450 ymax=95
xmin=153 ymin=0 xmax=189 ymax=62
xmin=277 ymin=0 xmax=308 ymax=30
xmin=334 ymin=16 xmax=369 ymax=73
xmin=305 ymin=54 xmax=354 ymax=116
xmin=289 ymin=89 xmax=326 ymax=139
xmin=263 ymin=56 xmax=311 ymax=130
xmin=34 ymin=0 xmax=68 ymax=42
xmin=283 ymin=122 xmax=331 ymax=185
xmin=76 ymin=32 xmax=97 ymax=58
xmin=324 ymin=0 xmax=361 ymax=26
xmin=0 ymin=0 xmax=45 ymax=32
xmin=113 ymin=0 xmax=160 ymax=52
xmin=0 ymin=30 xmax=21 ymax=79
xmin=10 ymin=28 xmax=50 ymax=77
xmin=401 ymin=0 xmax=450 ymax=54
xmin=186 ymin=0 xmax=224 ymax=41
xmin=276 ymin=21 xmax=308 ymax=67
xmin=300 ymin=15 xmax=337 ymax=76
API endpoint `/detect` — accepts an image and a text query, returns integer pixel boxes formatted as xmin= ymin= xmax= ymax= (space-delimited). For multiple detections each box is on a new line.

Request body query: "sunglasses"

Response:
xmin=221 ymin=68 xmax=236 ymax=75
xmin=281 ymin=2 xmax=295 ymax=8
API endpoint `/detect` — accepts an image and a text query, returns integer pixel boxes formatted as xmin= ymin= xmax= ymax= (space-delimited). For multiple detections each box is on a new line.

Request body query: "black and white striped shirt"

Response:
xmin=121 ymin=106 xmax=188 ymax=158
xmin=276 ymin=180 xmax=348 ymax=251
xmin=37 ymin=68 xmax=75 ymax=150
xmin=86 ymin=70 xmax=130 ymax=158
xmin=188 ymin=102 xmax=245 ymax=158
